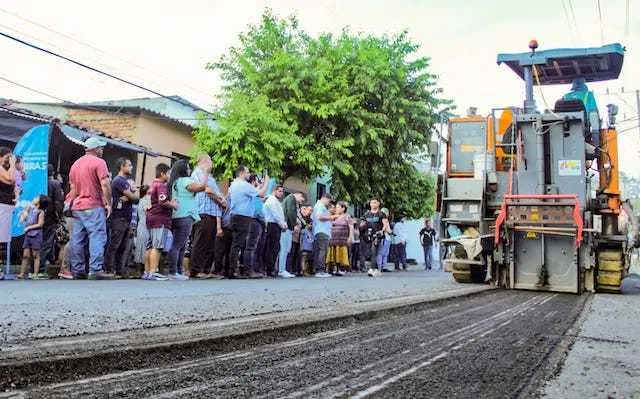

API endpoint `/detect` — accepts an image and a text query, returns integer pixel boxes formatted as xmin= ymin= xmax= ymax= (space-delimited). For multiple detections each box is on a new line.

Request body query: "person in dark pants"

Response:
xmin=263 ymin=185 xmax=288 ymax=277
xmin=189 ymin=155 xmax=225 ymax=279
xmin=228 ymin=166 xmax=268 ymax=278
xmin=311 ymin=193 xmax=338 ymax=278
xmin=289 ymin=205 xmax=312 ymax=276
xmin=214 ymin=194 xmax=232 ymax=277
xmin=244 ymin=175 xmax=267 ymax=277
xmin=40 ymin=165 xmax=64 ymax=274
xmin=106 ymin=158 xmax=138 ymax=278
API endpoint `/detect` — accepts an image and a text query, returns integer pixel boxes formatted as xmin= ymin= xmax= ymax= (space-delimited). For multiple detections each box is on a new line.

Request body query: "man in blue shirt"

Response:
xmin=244 ymin=174 xmax=268 ymax=278
xmin=190 ymin=155 xmax=225 ymax=279
xmin=312 ymin=192 xmax=338 ymax=278
xmin=228 ymin=165 xmax=268 ymax=278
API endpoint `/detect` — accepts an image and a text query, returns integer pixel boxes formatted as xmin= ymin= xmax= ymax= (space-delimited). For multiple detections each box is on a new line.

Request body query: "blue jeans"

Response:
xmin=168 ymin=217 xmax=194 ymax=275
xmin=423 ymin=245 xmax=433 ymax=269
xmin=377 ymin=238 xmax=391 ymax=269
xmin=278 ymin=229 xmax=292 ymax=273
xmin=71 ymin=208 xmax=107 ymax=275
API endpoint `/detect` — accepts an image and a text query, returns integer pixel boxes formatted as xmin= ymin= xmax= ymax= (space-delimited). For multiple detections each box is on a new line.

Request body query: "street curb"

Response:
xmin=0 ymin=285 xmax=493 ymax=391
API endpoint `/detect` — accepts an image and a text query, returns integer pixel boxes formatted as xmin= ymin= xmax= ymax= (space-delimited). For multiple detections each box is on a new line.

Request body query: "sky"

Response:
xmin=0 ymin=0 xmax=638 ymax=175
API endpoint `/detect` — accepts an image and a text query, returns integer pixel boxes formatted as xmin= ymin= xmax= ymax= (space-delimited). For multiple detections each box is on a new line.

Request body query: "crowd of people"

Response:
xmin=0 ymin=138 xmax=439 ymax=281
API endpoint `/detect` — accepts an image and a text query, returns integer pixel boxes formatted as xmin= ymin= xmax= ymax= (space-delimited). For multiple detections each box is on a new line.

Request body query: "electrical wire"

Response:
xmin=561 ymin=0 xmax=576 ymax=44
xmin=0 ymin=22 xmax=209 ymax=106
xmin=567 ymin=0 xmax=581 ymax=43
xmin=625 ymin=0 xmax=630 ymax=40
xmin=0 ymin=30 xmax=181 ymax=104
xmin=0 ymin=7 xmax=212 ymax=100
xmin=596 ymin=0 xmax=605 ymax=45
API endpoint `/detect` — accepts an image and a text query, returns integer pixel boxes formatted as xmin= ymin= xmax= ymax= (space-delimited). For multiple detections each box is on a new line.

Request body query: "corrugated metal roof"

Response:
xmin=80 ymin=95 xmax=217 ymax=129
xmin=0 ymin=104 xmax=158 ymax=155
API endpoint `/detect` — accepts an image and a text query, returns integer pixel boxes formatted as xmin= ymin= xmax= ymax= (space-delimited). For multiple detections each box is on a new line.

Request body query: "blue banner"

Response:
xmin=12 ymin=124 xmax=50 ymax=237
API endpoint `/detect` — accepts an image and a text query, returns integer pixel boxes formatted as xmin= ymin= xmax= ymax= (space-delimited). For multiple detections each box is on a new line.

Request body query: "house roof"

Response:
xmin=0 ymin=101 xmax=158 ymax=155
xmin=79 ymin=95 xmax=217 ymax=129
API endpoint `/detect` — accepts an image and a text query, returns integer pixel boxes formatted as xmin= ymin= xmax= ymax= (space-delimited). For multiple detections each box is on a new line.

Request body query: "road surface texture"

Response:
xmin=1 ymin=290 xmax=586 ymax=398
xmin=0 ymin=269 xmax=456 ymax=344
xmin=543 ymin=293 xmax=640 ymax=399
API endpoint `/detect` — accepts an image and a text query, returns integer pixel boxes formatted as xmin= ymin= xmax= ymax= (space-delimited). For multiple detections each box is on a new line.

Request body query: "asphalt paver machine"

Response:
xmin=439 ymin=41 xmax=629 ymax=293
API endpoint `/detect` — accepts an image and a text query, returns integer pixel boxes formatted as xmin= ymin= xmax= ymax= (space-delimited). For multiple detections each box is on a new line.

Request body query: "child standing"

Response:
xmin=301 ymin=224 xmax=315 ymax=276
xmin=19 ymin=195 xmax=49 ymax=279
xmin=144 ymin=163 xmax=177 ymax=281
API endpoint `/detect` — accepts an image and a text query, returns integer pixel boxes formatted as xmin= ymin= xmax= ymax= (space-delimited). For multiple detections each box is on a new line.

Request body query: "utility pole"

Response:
xmin=636 ymin=89 xmax=640 ymax=140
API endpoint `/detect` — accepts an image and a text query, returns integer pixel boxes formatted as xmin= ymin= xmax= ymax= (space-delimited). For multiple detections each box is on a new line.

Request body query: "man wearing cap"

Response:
xmin=68 ymin=137 xmax=114 ymax=279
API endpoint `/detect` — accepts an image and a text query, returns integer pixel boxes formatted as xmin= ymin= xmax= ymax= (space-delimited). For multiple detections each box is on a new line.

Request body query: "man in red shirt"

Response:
xmin=68 ymin=137 xmax=113 ymax=279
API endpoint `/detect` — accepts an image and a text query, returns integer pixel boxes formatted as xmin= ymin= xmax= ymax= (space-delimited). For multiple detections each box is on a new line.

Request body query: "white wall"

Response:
xmin=403 ymin=219 xmax=426 ymax=262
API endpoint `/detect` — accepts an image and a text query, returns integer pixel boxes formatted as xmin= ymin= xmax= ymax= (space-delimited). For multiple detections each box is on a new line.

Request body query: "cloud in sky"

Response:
xmin=0 ymin=0 xmax=638 ymax=175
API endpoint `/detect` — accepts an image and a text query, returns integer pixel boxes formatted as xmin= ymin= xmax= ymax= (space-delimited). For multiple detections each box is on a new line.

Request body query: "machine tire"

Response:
xmin=449 ymin=244 xmax=486 ymax=284
xmin=596 ymin=248 xmax=624 ymax=293
xmin=599 ymin=250 xmax=623 ymax=262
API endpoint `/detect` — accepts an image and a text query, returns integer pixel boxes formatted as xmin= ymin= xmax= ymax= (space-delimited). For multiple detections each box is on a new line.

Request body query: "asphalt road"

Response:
xmin=7 ymin=290 xmax=586 ymax=399
xmin=0 ymin=269 xmax=457 ymax=344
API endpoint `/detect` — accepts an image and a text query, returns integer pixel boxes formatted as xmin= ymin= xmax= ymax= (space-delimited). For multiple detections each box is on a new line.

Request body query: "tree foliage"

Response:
xmin=194 ymin=9 xmax=451 ymax=218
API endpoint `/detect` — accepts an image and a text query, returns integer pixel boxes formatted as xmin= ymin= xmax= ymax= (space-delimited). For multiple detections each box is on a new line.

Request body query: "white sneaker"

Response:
xmin=368 ymin=269 xmax=382 ymax=277
xmin=173 ymin=273 xmax=189 ymax=281
xmin=367 ymin=268 xmax=375 ymax=276
xmin=278 ymin=271 xmax=296 ymax=278
xmin=315 ymin=272 xmax=332 ymax=278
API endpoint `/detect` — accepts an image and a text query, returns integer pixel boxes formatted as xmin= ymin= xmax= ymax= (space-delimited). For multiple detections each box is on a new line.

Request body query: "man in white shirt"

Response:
xmin=263 ymin=185 xmax=292 ymax=277
xmin=392 ymin=217 xmax=408 ymax=271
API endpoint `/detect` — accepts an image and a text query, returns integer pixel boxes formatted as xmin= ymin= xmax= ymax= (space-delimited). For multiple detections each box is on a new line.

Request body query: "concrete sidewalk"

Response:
xmin=543 ymin=294 xmax=640 ymax=398
xmin=0 ymin=269 xmax=469 ymax=345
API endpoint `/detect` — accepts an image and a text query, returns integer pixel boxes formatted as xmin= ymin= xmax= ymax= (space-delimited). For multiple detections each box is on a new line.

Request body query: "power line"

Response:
xmin=0 ymin=7 xmax=212 ymax=100
xmin=0 ymin=76 xmax=67 ymax=103
xmin=596 ymin=0 xmax=605 ymax=44
xmin=567 ymin=0 xmax=581 ymax=43
xmin=0 ymin=30 xmax=187 ymax=106
xmin=561 ymin=0 xmax=577 ymax=44
xmin=615 ymin=93 xmax=637 ymax=114
xmin=625 ymin=0 xmax=630 ymax=39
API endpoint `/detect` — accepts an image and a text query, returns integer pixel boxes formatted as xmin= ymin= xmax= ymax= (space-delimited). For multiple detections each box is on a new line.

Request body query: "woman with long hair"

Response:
xmin=167 ymin=159 xmax=209 ymax=280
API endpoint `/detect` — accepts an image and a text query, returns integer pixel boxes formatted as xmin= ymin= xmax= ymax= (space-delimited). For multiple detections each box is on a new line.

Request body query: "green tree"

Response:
xmin=194 ymin=9 xmax=450 ymax=218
